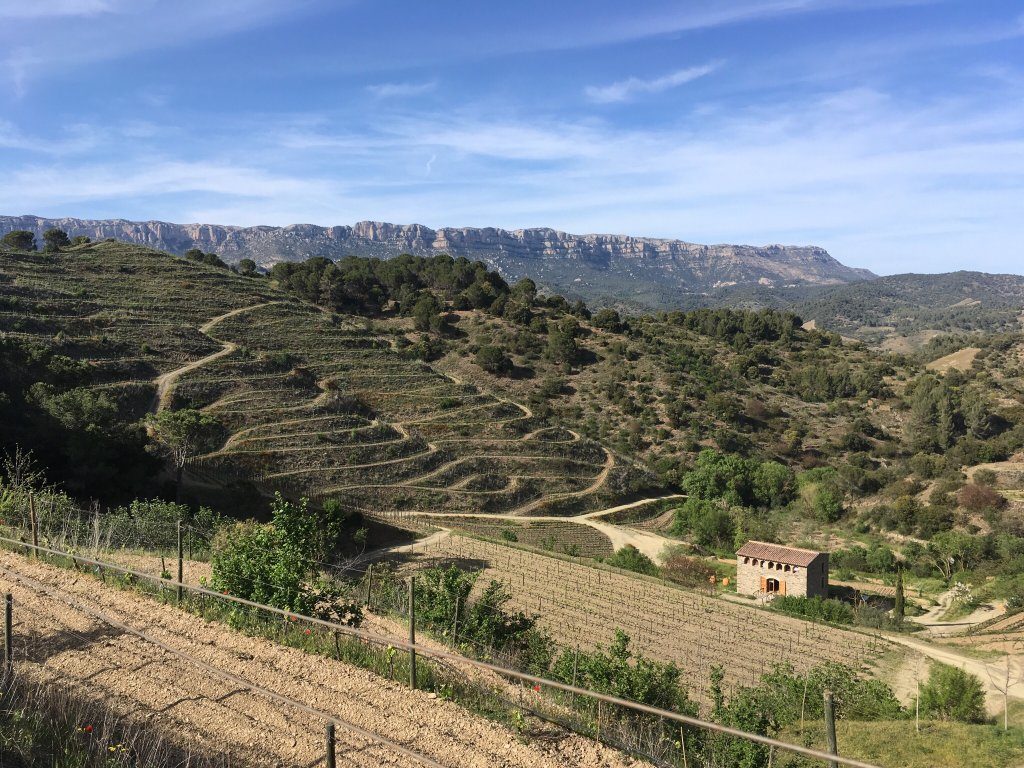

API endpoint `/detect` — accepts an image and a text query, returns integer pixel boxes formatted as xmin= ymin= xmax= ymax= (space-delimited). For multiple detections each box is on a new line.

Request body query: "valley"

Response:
xmin=2 ymin=238 xmax=1024 ymax=768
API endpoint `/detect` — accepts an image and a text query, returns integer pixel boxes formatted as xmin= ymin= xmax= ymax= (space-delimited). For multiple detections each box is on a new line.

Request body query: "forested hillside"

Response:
xmin=679 ymin=272 xmax=1024 ymax=345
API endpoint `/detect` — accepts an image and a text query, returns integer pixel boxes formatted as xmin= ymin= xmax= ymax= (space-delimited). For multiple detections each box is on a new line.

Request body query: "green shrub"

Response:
xmin=771 ymin=595 xmax=854 ymax=624
xmin=604 ymin=545 xmax=658 ymax=576
xmin=920 ymin=663 xmax=987 ymax=723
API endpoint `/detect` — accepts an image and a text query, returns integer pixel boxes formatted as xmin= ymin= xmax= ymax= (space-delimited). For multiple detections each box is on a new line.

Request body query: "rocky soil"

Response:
xmin=0 ymin=550 xmax=648 ymax=768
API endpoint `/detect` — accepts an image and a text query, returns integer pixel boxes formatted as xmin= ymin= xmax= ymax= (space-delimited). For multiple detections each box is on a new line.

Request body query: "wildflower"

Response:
xmin=304 ymin=628 xmax=311 ymax=635
xmin=78 ymin=724 xmax=93 ymax=734
xmin=532 ymin=684 xmax=541 ymax=693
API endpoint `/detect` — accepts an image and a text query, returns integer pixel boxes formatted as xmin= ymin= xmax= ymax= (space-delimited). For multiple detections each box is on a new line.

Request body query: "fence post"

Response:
xmin=28 ymin=493 xmax=38 ymax=558
xmin=571 ymin=647 xmax=579 ymax=705
xmin=451 ymin=595 xmax=459 ymax=642
xmin=325 ymin=723 xmax=336 ymax=768
xmin=4 ymin=593 xmax=12 ymax=675
xmin=408 ymin=576 xmax=417 ymax=690
xmin=176 ymin=520 xmax=184 ymax=605
xmin=365 ymin=563 xmax=373 ymax=608
xmin=823 ymin=689 xmax=839 ymax=768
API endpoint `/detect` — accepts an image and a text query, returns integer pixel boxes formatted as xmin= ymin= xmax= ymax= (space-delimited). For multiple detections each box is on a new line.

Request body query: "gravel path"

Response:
xmin=0 ymin=551 xmax=647 ymax=768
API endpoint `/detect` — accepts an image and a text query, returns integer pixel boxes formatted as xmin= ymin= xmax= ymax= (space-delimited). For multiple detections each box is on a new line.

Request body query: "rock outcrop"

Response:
xmin=0 ymin=215 xmax=875 ymax=305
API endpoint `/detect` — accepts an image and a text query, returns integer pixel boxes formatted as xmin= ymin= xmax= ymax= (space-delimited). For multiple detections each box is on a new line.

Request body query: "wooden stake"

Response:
xmin=28 ymin=493 xmax=38 ymax=558
xmin=679 ymin=725 xmax=688 ymax=768
xmin=823 ymin=689 xmax=838 ymax=768
xmin=4 ymin=593 xmax=12 ymax=675
xmin=365 ymin=563 xmax=373 ymax=607
xmin=176 ymin=520 xmax=184 ymax=605
xmin=325 ymin=723 xmax=336 ymax=768
xmin=799 ymin=667 xmax=809 ymax=735
xmin=408 ymin=576 xmax=417 ymax=690
xmin=451 ymin=595 xmax=460 ymax=643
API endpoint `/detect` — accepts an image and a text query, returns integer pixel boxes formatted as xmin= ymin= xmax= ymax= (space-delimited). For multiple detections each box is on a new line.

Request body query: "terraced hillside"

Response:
xmin=0 ymin=242 xmax=278 ymax=414
xmin=0 ymin=241 xmax=625 ymax=514
xmin=174 ymin=301 xmax=620 ymax=515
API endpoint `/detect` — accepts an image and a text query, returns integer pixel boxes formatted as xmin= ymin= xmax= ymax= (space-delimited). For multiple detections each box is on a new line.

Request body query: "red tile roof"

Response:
xmin=736 ymin=541 xmax=824 ymax=567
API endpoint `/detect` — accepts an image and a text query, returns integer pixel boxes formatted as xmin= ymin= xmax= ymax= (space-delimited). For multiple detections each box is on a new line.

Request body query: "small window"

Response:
xmin=743 ymin=557 xmax=749 ymax=564
xmin=784 ymin=564 xmax=791 ymax=572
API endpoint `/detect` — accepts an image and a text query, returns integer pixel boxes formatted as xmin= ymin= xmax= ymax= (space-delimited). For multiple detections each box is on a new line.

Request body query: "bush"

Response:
xmin=662 ymin=550 xmax=716 ymax=587
xmin=411 ymin=565 xmax=548 ymax=666
xmin=551 ymin=630 xmax=694 ymax=713
xmin=771 ymin=595 xmax=854 ymax=624
xmin=957 ymin=483 xmax=1006 ymax=512
xmin=604 ymin=545 xmax=659 ymax=576
xmin=474 ymin=345 xmax=513 ymax=375
xmin=210 ymin=494 xmax=362 ymax=625
xmin=670 ymin=497 xmax=734 ymax=550
xmin=920 ymin=663 xmax=987 ymax=723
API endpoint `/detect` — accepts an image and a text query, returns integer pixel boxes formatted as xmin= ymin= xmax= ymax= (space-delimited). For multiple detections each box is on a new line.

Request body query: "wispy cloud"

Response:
xmin=585 ymin=62 xmax=721 ymax=103
xmin=0 ymin=0 xmax=116 ymax=19
xmin=366 ymin=80 xmax=438 ymax=98
xmin=0 ymin=0 xmax=322 ymax=95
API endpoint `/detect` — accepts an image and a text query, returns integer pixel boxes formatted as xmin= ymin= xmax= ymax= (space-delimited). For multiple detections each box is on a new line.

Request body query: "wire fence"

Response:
xmin=0 ymin=531 xmax=882 ymax=768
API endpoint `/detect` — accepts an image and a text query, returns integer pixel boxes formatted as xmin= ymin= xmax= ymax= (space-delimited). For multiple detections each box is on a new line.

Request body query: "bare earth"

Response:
xmin=925 ymin=347 xmax=981 ymax=374
xmin=0 ymin=551 xmax=647 ymax=768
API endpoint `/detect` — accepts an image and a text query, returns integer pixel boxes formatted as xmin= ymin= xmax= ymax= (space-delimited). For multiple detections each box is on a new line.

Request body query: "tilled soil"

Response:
xmin=0 ymin=552 xmax=647 ymax=768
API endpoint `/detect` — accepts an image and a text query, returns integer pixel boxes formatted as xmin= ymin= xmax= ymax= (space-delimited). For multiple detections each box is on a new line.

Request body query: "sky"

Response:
xmin=0 ymin=0 xmax=1021 ymax=275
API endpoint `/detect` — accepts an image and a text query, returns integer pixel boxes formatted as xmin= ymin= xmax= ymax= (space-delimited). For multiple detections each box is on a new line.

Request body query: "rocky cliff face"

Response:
xmin=0 ymin=215 xmax=875 ymax=306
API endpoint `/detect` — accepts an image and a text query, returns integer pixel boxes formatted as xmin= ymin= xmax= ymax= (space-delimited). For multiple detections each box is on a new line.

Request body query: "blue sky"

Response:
xmin=0 ymin=0 xmax=1021 ymax=275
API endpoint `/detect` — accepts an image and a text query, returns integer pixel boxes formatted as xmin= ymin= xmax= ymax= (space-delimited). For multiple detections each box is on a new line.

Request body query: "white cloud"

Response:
xmin=366 ymin=80 xmax=438 ymax=98
xmin=585 ymin=63 xmax=721 ymax=103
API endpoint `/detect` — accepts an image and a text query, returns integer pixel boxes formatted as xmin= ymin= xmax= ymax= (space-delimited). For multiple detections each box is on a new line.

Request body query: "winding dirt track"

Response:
xmin=152 ymin=302 xmax=281 ymax=413
xmin=0 ymin=551 xmax=645 ymax=768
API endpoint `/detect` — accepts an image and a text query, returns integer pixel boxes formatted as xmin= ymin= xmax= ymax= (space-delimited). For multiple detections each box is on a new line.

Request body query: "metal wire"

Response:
xmin=0 ymin=536 xmax=882 ymax=768
xmin=0 ymin=563 xmax=446 ymax=768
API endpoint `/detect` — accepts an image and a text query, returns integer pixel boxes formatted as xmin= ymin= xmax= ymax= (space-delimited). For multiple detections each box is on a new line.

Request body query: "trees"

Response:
xmin=920 ymin=663 xmax=986 ymax=723
xmin=238 ymin=258 xmax=259 ymax=276
xmin=893 ymin=568 xmax=905 ymax=623
xmin=2 ymin=230 xmax=36 ymax=251
xmin=42 ymin=228 xmax=71 ymax=253
xmin=475 ymin=345 xmax=513 ymax=375
xmin=146 ymin=409 xmax=221 ymax=502
xmin=546 ymin=317 xmax=581 ymax=366
xmin=928 ymin=530 xmax=984 ymax=580
xmin=592 ymin=308 xmax=623 ymax=332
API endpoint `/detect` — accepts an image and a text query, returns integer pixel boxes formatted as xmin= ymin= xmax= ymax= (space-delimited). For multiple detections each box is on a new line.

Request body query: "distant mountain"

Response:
xmin=0 ymin=215 xmax=874 ymax=301
xmin=684 ymin=272 xmax=1024 ymax=344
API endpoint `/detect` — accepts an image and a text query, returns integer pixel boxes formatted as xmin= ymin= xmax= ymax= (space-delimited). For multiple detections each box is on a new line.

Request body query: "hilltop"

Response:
xmin=0 ymin=214 xmax=874 ymax=302
xmin=676 ymin=271 xmax=1024 ymax=346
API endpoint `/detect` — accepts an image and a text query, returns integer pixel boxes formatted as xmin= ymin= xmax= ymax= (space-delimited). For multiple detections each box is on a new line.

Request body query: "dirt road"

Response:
xmin=0 ymin=551 xmax=645 ymax=768
xmin=151 ymin=302 xmax=280 ymax=412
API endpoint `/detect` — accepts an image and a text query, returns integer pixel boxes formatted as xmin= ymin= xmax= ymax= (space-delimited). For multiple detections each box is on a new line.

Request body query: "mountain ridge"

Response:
xmin=0 ymin=214 xmax=875 ymax=301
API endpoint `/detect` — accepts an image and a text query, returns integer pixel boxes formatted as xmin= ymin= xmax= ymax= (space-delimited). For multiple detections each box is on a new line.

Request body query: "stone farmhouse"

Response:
xmin=736 ymin=541 xmax=829 ymax=598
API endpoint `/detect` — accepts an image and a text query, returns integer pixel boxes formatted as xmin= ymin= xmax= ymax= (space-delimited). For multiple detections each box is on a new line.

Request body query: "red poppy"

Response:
xmin=304 ymin=629 xmax=311 ymax=635
xmin=84 ymin=725 xmax=93 ymax=734
xmin=532 ymin=684 xmax=541 ymax=693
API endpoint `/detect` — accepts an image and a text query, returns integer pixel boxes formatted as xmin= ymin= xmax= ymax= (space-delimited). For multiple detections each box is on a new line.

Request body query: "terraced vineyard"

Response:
xmin=403 ymin=533 xmax=896 ymax=696
xmin=422 ymin=516 xmax=615 ymax=558
xmin=0 ymin=243 xmax=279 ymax=419
xmin=171 ymin=298 xmax=620 ymax=515
xmin=0 ymin=243 xmax=631 ymax=515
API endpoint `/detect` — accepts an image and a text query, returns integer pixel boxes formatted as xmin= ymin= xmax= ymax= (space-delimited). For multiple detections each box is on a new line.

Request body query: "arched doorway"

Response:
xmin=765 ymin=578 xmax=780 ymax=593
